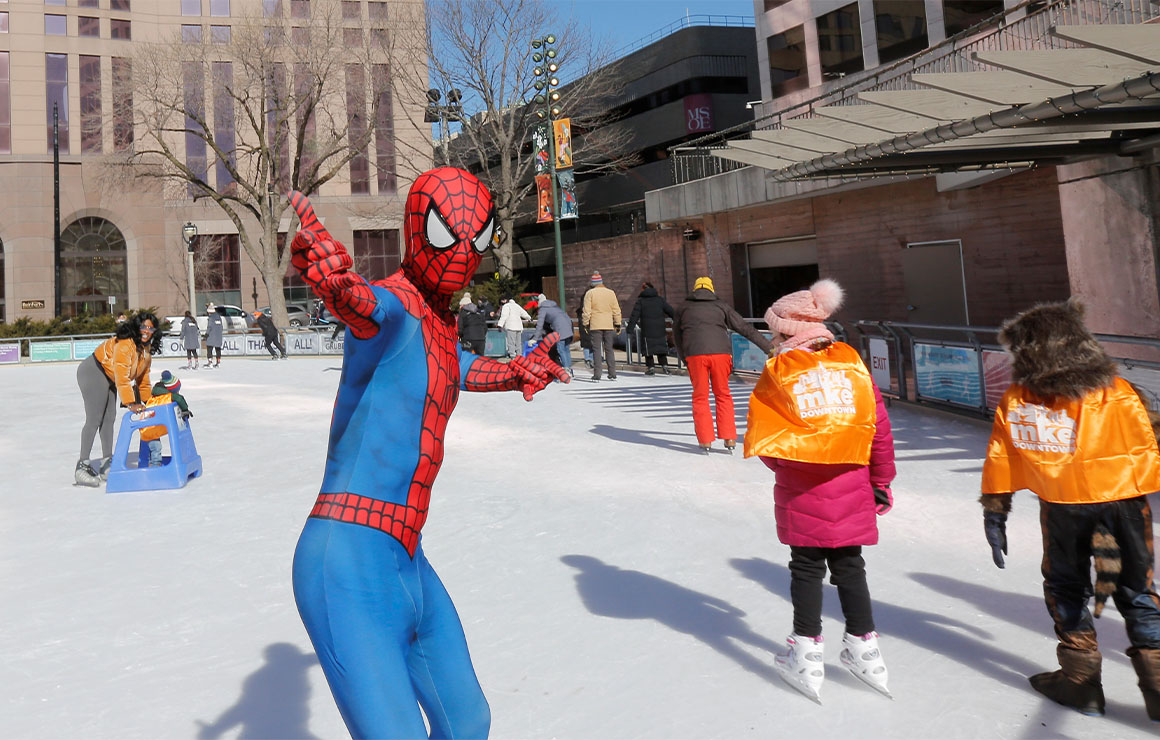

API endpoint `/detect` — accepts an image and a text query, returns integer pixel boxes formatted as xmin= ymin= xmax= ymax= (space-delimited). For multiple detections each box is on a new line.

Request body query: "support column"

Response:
xmin=1057 ymin=155 xmax=1160 ymax=343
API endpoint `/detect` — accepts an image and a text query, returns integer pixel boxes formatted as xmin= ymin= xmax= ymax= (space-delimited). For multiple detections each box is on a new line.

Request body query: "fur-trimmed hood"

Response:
xmin=998 ymin=300 xmax=1117 ymax=400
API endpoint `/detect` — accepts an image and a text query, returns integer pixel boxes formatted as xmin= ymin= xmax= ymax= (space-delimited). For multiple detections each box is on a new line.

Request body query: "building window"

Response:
xmin=342 ymin=1 xmax=360 ymax=19
xmin=79 ymin=0 xmax=99 ymax=7
xmin=192 ymin=234 xmax=242 ymax=308
xmin=45 ymin=0 xmax=66 ymax=5
xmin=183 ymin=24 xmax=202 ymax=43
xmin=0 ymin=12 xmax=8 ymax=34
xmin=111 ymin=0 xmax=130 ymax=10
xmin=46 ymin=54 xmax=69 ymax=154
xmin=373 ymin=64 xmax=396 ymax=194
xmin=184 ymin=62 xmax=207 ymax=197
xmin=352 ymin=230 xmax=400 ymax=282
xmin=346 ymin=65 xmax=369 ymax=194
xmin=210 ymin=25 xmax=230 ymax=43
xmin=79 ymin=16 xmax=100 ymax=37
xmin=370 ymin=27 xmax=387 ymax=46
xmin=45 ymin=14 xmax=66 ymax=35
xmin=817 ymin=3 xmax=863 ymax=79
xmin=263 ymin=0 xmax=282 ymax=17
xmin=943 ymin=0 xmax=1004 ymax=37
xmin=763 ymin=0 xmax=791 ymax=9
xmin=181 ymin=0 xmax=201 ymax=15
xmin=291 ymin=0 xmax=309 ymax=19
xmin=292 ymin=26 xmax=309 ymax=44
xmin=267 ymin=62 xmax=290 ymax=190
xmin=766 ymin=25 xmax=808 ymax=98
xmin=112 ymin=57 xmax=133 ymax=151
xmin=210 ymin=0 xmax=230 ymax=16
xmin=110 ymin=18 xmax=131 ymax=40
xmin=344 ymin=27 xmax=362 ymax=46
xmin=59 ymin=217 xmax=129 ymax=318
xmin=213 ymin=62 xmax=235 ymax=191
xmin=873 ymin=0 xmax=928 ymax=64
xmin=0 ymin=52 xmax=9 ymax=154
xmin=368 ymin=2 xmax=388 ymax=20
xmin=80 ymin=55 xmax=102 ymax=154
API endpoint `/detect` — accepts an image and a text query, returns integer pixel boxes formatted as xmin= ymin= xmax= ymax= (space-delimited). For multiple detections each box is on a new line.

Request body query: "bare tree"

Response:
xmin=103 ymin=0 xmax=422 ymax=326
xmin=398 ymin=0 xmax=637 ymax=276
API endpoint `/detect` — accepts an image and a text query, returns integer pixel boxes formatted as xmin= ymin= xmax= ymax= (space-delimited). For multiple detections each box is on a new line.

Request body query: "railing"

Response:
xmin=613 ymin=14 xmax=755 ymax=60
xmin=669 ymin=0 xmax=1160 ymax=184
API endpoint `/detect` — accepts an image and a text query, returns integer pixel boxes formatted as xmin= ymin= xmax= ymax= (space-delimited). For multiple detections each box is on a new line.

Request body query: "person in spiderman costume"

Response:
xmin=287 ymin=167 xmax=569 ymax=739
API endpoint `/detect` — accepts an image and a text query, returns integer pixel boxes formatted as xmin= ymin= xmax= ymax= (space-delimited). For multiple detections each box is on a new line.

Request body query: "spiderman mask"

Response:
xmin=401 ymin=167 xmax=495 ymax=297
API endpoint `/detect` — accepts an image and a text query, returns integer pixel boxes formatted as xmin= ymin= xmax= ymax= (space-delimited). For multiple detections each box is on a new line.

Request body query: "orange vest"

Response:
xmin=982 ymin=378 xmax=1160 ymax=503
xmin=743 ymin=342 xmax=877 ymax=464
xmin=139 ymin=393 xmax=174 ymax=443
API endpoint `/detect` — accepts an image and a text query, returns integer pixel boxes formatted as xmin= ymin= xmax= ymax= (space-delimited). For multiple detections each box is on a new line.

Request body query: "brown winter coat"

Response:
xmin=671 ymin=288 xmax=773 ymax=359
xmin=582 ymin=285 xmax=622 ymax=331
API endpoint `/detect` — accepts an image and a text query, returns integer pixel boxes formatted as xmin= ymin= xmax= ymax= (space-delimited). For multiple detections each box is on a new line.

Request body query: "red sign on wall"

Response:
xmin=684 ymin=94 xmax=714 ymax=134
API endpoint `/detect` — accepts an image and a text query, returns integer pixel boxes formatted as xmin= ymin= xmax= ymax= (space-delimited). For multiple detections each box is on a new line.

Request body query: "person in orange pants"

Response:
xmin=672 ymin=276 xmax=773 ymax=453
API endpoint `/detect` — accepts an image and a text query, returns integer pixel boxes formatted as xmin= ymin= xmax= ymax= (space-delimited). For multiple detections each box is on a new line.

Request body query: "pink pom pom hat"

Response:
xmin=764 ymin=278 xmax=845 ymax=351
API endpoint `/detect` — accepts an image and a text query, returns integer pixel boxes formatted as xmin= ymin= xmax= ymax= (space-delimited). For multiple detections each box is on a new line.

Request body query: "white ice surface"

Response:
xmin=1 ymin=356 xmax=1158 ymax=739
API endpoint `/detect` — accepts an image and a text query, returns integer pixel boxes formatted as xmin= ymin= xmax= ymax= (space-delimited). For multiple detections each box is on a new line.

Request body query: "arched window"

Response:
xmin=59 ymin=216 xmax=128 ymax=317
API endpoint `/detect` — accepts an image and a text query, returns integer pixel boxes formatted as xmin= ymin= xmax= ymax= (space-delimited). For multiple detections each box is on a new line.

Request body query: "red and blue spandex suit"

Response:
xmin=287 ymin=168 xmax=568 ymax=739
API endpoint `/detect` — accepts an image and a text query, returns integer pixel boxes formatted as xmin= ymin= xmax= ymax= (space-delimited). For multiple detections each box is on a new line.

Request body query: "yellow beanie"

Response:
xmin=694 ymin=276 xmax=714 ymax=292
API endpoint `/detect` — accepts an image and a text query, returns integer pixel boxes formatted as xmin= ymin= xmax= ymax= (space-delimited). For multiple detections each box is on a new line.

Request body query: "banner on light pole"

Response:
xmin=552 ymin=118 xmax=573 ymax=169
xmin=533 ymin=125 xmax=550 ymax=174
xmin=535 ymin=174 xmax=554 ymax=223
xmin=557 ymin=169 xmax=578 ymax=220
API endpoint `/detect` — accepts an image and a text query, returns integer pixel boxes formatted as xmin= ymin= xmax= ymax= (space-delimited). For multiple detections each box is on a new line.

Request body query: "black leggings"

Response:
xmin=206 ymin=345 xmax=221 ymax=361
xmin=788 ymin=545 xmax=875 ymax=638
xmin=186 ymin=349 xmax=198 ymax=362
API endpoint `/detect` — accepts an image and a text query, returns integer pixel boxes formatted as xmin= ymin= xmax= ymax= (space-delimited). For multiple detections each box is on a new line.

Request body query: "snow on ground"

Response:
xmin=1 ymin=356 xmax=1158 ymax=739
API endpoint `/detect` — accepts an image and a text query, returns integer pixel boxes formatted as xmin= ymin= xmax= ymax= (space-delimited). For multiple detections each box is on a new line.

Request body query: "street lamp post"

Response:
xmin=182 ymin=222 xmax=198 ymax=315
xmin=531 ymin=34 xmax=564 ymax=305
xmin=424 ymin=88 xmax=462 ymax=166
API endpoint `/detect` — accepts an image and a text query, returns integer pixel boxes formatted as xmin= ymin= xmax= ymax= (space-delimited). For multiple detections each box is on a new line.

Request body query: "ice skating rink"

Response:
xmin=2 ymin=356 xmax=1157 ymax=739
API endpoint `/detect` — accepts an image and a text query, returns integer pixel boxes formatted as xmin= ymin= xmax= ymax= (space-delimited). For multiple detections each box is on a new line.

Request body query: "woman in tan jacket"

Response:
xmin=75 ymin=311 xmax=161 ymax=486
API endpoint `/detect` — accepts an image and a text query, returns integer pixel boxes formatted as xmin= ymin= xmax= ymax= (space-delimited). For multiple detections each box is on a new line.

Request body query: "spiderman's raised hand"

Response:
xmin=509 ymin=332 xmax=571 ymax=400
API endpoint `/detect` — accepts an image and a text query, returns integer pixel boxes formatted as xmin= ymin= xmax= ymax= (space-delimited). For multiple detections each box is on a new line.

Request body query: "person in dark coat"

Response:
xmin=254 ymin=311 xmax=287 ymax=359
xmin=627 ymin=282 xmax=675 ymax=375
xmin=672 ymin=276 xmax=773 ymax=452
xmin=531 ymin=293 xmax=574 ymax=375
xmin=457 ymin=297 xmax=487 ymax=355
xmin=204 ymin=302 xmax=224 ymax=368
xmin=576 ymin=287 xmax=593 ymax=368
xmin=180 ymin=311 xmax=201 ymax=370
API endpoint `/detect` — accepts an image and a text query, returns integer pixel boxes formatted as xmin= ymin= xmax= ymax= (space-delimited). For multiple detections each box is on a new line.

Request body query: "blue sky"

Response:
xmin=548 ymin=0 xmax=755 ymax=56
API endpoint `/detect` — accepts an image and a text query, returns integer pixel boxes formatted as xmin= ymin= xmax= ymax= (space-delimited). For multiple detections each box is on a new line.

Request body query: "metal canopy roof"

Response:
xmin=712 ymin=22 xmax=1160 ymax=181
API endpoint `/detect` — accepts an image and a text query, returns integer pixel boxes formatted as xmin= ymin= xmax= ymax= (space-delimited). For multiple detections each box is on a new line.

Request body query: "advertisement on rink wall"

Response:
xmin=30 ymin=340 xmax=72 ymax=362
xmin=913 ymin=343 xmax=983 ymax=407
xmin=732 ymin=332 xmax=774 ymax=373
xmin=0 ymin=343 xmax=19 ymax=364
xmin=286 ymin=331 xmax=320 ymax=355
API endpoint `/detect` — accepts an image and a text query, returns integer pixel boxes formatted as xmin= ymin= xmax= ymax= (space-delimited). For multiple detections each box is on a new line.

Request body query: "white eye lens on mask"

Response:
xmin=472 ymin=218 xmax=495 ymax=254
xmin=425 ymin=208 xmax=456 ymax=249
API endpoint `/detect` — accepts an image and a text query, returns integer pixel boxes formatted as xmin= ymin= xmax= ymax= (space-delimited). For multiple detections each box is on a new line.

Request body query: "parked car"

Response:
xmin=164 ymin=304 xmax=251 ymax=335
xmin=259 ymin=303 xmax=312 ymax=328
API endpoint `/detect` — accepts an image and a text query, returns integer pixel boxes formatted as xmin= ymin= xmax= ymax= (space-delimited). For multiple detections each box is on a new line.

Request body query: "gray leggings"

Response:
xmin=77 ymin=356 xmax=118 ymax=461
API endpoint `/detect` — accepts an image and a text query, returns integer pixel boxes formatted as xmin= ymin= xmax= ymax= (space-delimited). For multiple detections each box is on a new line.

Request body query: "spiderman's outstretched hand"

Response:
xmin=510 ymin=332 xmax=571 ymax=401
xmin=287 ymin=191 xmax=379 ymax=339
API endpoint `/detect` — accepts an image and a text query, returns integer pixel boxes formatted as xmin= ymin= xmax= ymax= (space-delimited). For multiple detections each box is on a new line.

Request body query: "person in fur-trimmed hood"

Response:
xmin=980 ymin=299 xmax=1160 ymax=720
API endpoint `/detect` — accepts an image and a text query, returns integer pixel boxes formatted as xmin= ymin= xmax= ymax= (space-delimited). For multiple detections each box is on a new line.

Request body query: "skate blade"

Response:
xmin=841 ymin=659 xmax=892 ymax=698
xmin=775 ymin=664 xmax=822 ymax=704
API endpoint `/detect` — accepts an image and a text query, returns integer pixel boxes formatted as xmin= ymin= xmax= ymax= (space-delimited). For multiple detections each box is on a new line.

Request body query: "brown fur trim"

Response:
xmin=1091 ymin=525 xmax=1121 ymax=618
xmin=998 ymin=300 xmax=1116 ymax=400
xmin=979 ymin=493 xmax=1013 ymax=514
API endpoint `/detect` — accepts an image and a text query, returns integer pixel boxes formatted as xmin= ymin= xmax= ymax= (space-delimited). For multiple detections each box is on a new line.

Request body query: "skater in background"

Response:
xmin=744 ymin=279 xmax=896 ymax=701
xmin=75 ymin=311 xmax=161 ymax=486
xmin=181 ymin=311 xmax=200 ymax=369
xmin=627 ymin=282 xmax=674 ymax=376
xmin=254 ymin=311 xmax=287 ymax=359
xmin=497 ymin=294 xmax=531 ymax=359
xmin=980 ymin=300 xmax=1160 ymax=719
xmin=576 ymin=287 xmax=593 ymax=368
xmin=457 ymin=294 xmax=487 ymax=355
xmin=672 ymin=276 xmax=772 ymax=453
xmin=204 ymin=303 xmax=223 ymax=368
xmin=582 ymin=272 xmax=622 ymax=381
xmin=531 ymin=292 xmax=574 ymax=375
xmin=140 ymin=370 xmax=192 ymax=467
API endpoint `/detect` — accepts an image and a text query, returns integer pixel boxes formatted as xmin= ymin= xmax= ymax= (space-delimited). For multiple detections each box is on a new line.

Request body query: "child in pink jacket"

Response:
xmin=745 ymin=279 xmax=897 ymax=702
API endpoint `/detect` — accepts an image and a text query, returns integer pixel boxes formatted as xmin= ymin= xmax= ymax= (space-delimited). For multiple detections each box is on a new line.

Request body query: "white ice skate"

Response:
xmin=839 ymin=631 xmax=892 ymax=698
xmin=775 ymin=633 xmax=825 ymax=703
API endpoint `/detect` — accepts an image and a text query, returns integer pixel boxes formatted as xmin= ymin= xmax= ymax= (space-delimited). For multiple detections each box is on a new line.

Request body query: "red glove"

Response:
xmin=509 ymin=332 xmax=571 ymax=400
